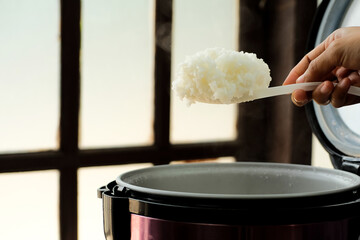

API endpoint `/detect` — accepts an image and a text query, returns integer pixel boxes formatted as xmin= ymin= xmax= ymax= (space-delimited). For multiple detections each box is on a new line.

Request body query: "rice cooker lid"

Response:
xmin=305 ymin=0 xmax=360 ymax=175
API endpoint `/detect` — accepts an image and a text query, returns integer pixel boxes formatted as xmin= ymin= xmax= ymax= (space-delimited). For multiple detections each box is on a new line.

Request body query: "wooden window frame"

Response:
xmin=0 ymin=0 xmax=316 ymax=240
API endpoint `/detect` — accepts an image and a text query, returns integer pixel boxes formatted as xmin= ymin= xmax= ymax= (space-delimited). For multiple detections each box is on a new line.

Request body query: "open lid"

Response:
xmin=305 ymin=0 xmax=360 ymax=175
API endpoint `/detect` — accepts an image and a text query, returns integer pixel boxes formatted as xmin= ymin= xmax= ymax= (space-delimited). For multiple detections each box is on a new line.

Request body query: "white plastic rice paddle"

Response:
xmin=239 ymin=82 xmax=360 ymax=103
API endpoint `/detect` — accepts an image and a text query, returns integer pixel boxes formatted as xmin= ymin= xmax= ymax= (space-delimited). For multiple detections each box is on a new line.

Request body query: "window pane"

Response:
xmin=0 ymin=1 xmax=60 ymax=153
xmin=81 ymin=0 xmax=155 ymax=149
xmin=78 ymin=163 xmax=153 ymax=240
xmin=311 ymin=134 xmax=333 ymax=169
xmin=171 ymin=0 xmax=239 ymax=143
xmin=0 ymin=170 xmax=59 ymax=240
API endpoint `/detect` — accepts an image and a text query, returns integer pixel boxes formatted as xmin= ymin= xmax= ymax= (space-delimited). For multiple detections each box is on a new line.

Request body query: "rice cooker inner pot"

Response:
xmin=103 ymin=162 xmax=360 ymax=225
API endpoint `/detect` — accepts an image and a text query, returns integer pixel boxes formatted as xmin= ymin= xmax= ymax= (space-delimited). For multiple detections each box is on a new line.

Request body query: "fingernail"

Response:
xmin=337 ymin=79 xmax=347 ymax=88
xmin=296 ymin=75 xmax=305 ymax=83
xmin=320 ymin=83 xmax=329 ymax=94
xmin=292 ymin=95 xmax=308 ymax=106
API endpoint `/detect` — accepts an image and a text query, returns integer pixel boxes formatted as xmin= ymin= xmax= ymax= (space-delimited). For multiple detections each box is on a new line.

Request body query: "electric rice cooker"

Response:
xmin=98 ymin=0 xmax=360 ymax=239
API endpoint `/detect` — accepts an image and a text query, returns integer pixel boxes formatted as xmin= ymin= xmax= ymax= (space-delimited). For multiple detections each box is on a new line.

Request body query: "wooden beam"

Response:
xmin=60 ymin=0 xmax=81 ymax=239
xmin=237 ymin=0 xmax=316 ymax=164
xmin=153 ymin=0 xmax=172 ymax=165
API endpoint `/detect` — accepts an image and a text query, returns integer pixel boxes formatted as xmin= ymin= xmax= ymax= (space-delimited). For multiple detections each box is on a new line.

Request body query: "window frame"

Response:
xmin=0 ymin=0 xmax=315 ymax=240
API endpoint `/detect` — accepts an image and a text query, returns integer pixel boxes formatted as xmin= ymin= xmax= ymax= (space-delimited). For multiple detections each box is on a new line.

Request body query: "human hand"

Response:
xmin=283 ymin=27 xmax=360 ymax=107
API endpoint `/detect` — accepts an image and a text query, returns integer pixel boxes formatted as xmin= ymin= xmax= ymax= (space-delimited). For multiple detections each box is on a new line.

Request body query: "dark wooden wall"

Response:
xmin=237 ymin=0 xmax=317 ymax=164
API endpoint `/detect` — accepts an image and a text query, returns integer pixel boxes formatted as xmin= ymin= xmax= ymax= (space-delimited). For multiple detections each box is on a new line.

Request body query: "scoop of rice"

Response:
xmin=172 ymin=48 xmax=271 ymax=105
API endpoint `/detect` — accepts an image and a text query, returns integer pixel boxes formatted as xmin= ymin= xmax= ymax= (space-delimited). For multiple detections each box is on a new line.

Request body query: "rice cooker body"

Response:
xmin=99 ymin=162 xmax=360 ymax=240
xmin=128 ymin=215 xmax=359 ymax=240
xmin=100 ymin=186 xmax=360 ymax=240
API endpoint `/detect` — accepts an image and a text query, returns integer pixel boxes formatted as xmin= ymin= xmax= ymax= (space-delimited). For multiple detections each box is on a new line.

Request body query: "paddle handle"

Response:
xmin=252 ymin=82 xmax=360 ymax=100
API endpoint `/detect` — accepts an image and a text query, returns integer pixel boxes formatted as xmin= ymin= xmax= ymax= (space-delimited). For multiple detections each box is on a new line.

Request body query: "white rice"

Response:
xmin=172 ymin=48 xmax=271 ymax=105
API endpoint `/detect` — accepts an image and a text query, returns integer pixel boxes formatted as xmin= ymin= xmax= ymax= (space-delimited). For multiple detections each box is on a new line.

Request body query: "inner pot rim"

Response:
xmin=116 ymin=162 xmax=360 ymax=200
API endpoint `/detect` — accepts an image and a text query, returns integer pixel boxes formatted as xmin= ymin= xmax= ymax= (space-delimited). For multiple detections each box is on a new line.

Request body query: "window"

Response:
xmin=0 ymin=1 xmax=316 ymax=240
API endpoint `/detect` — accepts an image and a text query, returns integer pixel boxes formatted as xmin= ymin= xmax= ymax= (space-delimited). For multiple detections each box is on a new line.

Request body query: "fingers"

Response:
xmin=309 ymin=78 xmax=354 ymax=108
xmin=331 ymin=78 xmax=351 ymax=107
xmin=291 ymin=79 xmax=353 ymax=108
xmin=334 ymin=66 xmax=351 ymax=79
xmin=291 ymin=81 xmax=335 ymax=107
xmin=343 ymin=70 xmax=360 ymax=106
xmin=312 ymin=81 xmax=334 ymax=105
